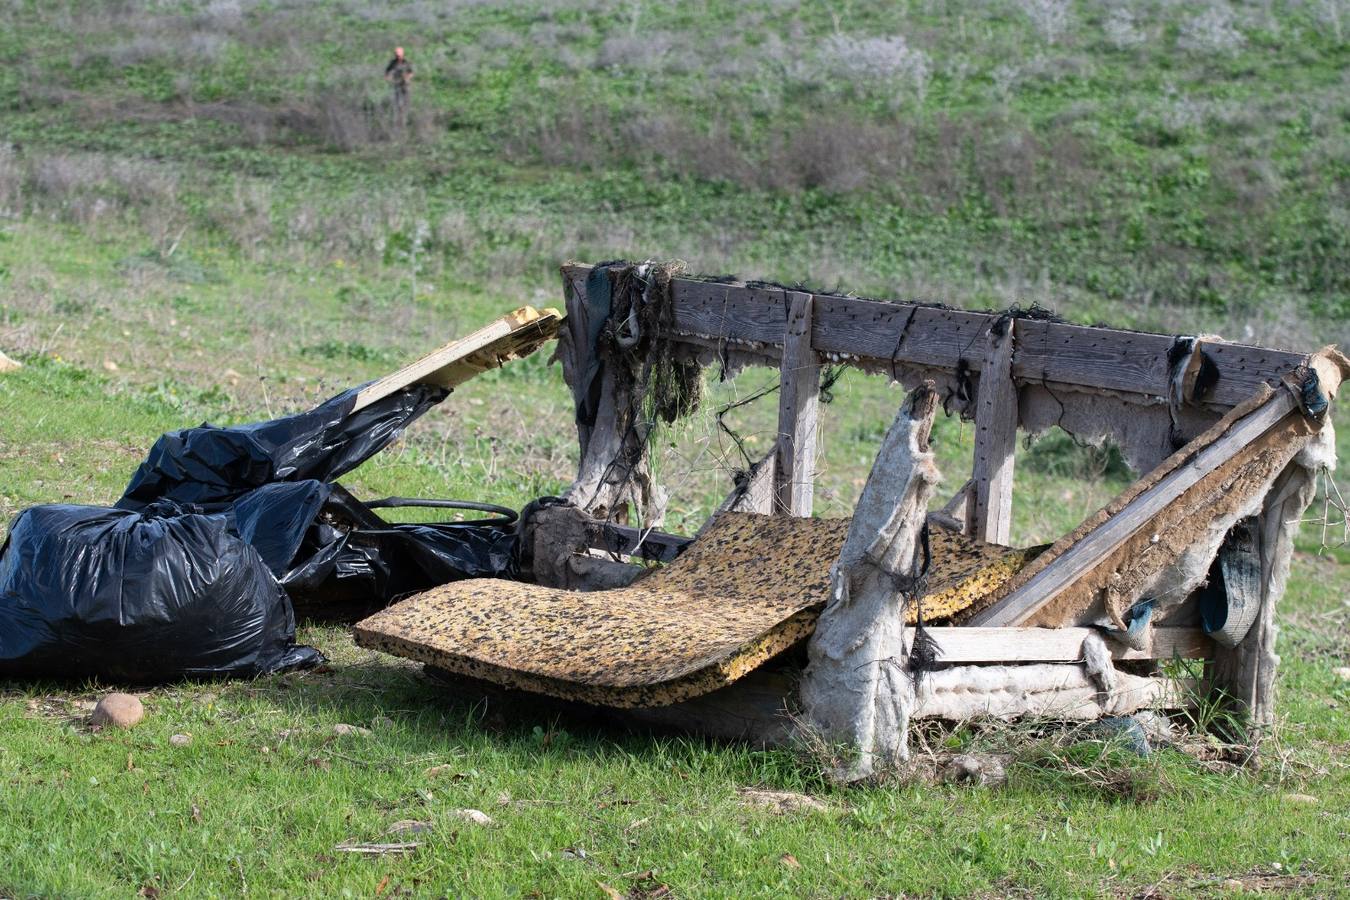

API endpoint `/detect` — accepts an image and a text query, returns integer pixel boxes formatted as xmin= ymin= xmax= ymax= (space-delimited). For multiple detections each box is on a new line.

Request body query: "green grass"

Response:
xmin=3 ymin=222 xmax=1350 ymax=898
xmin=0 ymin=0 xmax=1345 ymax=336
xmin=1 ymin=638 xmax=1346 ymax=898
xmin=3 ymin=0 xmax=1350 ymax=895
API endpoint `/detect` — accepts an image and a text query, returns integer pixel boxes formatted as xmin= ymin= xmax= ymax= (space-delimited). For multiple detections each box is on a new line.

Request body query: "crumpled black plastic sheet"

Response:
xmin=0 ymin=384 xmax=520 ymax=683
xmin=118 ymin=384 xmax=447 ymax=510
xmin=255 ymin=482 xmax=517 ymax=616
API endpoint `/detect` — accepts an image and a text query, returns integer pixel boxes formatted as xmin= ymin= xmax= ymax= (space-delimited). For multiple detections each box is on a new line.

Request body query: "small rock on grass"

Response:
xmin=737 ymin=788 xmax=828 ymax=814
xmin=387 ymin=820 xmax=433 ymax=835
xmin=92 ymin=693 xmax=144 ymax=730
xmin=452 ymin=809 xmax=493 ymax=826
xmin=942 ymin=753 xmax=1009 ymax=787
xmin=332 ymin=723 xmax=371 ymax=738
xmin=1333 ymin=666 xmax=1350 ymax=682
xmin=169 ymin=733 xmax=192 ymax=747
xmin=1130 ymin=710 xmax=1177 ymax=746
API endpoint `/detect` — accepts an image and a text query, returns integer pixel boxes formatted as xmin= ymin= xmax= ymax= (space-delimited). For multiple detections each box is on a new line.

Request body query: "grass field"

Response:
xmin=2 ymin=1 xmax=1349 ymax=896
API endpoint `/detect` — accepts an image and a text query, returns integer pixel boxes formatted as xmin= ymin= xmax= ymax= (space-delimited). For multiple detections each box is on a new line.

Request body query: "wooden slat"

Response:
xmin=1201 ymin=341 xmax=1310 ymax=408
xmin=1010 ymin=318 xmax=1174 ymax=402
xmin=711 ymin=445 xmax=777 ymax=518
xmin=353 ymin=307 xmax=561 ymax=411
xmin=668 ymin=278 xmax=789 ymax=345
xmin=931 ymin=479 xmax=974 ymax=533
xmin=924 ymin=626 xmax=1211 ymax=663
xmin=774 ymin=292 xmax=820 ymax=516
xmin=427 ymin=660 xmax=1192 ymax=746
xmin=560 ymin=265 xmax=1306 ymax=408
xmin=968 ymin=319 xmax=1018 ymax=545
xmin=967 ymin=388 xmax=1300 ymax=627
xmin=808 ymin=293 xmax=989 ymax=372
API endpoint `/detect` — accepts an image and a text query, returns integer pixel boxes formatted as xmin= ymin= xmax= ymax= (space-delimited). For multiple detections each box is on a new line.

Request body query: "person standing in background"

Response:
xmin=385 ymin=46 xmax=414 ymax=128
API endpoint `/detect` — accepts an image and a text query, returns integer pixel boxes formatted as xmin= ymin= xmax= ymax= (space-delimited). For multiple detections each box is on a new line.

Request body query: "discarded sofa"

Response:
xmin=354 ymin=261 xmax=1344 ymax=776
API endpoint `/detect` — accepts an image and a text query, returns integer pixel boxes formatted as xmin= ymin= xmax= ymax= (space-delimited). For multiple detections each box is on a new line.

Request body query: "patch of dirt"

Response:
xmin=736 ymin=787 xmax=830 ymax=814
xmin=1121 ymin=864 xmax=1323 ymax=898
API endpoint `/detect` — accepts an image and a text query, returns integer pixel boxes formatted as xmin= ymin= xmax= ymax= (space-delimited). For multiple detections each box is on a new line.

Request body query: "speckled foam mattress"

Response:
xmin=353 ymin=512 xmax=1041 ymax=708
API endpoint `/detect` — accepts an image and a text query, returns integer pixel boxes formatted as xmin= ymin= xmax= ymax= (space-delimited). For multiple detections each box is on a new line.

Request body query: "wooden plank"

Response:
xmin=924 ymin=627 xmax=1211 ymax=663
xmin=737 ymin=452 xmax=777 ymax=514
xmin=967 ymin=388 xmax=1300 ymax=627
xmin=1209 ymin=353 xmax=1350 ymax=735
xmin=668 ymin=278 xmax=788 ymax=345
xmin=709 ymin=445 xmax=777 ymax=519
xmin=629 ymin=662 xmax=1191 ymax=742
xmin=968 ymin=319 xmax=1018 ymax=545
xmin=931 ymin=479 xmax=974 ymax=532
xmin=426 ymin=660 xmax=1189 ymax=748
xmin=808 ymin=293 xmax=990 ymax=372
xmin=774 ymin=292 xmax=821 ymax=516
xmin=1201 ymin=341 xmax=1310 ymax=408
xmin=559 ymin=266 xmax=1306 ymax=408
xmin=353 ymin=306 xmax=561 ymax=411
xmin=1010 ymin=318 xmax=1174 ymax=403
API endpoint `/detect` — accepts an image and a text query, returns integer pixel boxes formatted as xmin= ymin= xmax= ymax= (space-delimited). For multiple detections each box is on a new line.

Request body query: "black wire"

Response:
xmin=715 ymin=382 xmax=779 ymax=470
xmin=364 ymin=496 xmax=518 ymax=526
xmin=819 ymin=365 xmax=845 ymax=404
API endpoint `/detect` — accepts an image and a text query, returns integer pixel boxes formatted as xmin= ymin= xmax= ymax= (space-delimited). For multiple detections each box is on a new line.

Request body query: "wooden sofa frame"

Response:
xmin=524 ymin=261 xmax=1343 ymax=767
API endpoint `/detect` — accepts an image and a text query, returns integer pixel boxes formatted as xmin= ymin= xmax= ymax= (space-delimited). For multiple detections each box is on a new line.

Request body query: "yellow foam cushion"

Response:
xmin=354 ymin=513 xmax=1039 ymax=708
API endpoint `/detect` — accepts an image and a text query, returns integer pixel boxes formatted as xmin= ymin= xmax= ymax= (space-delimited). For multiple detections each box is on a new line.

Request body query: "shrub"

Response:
xmin=1177 ymin=5 xmax=1247 ymax=55
xmin=1104 ymin=9 xmax=1146 ymax=50
xmin=1022 ymin=0 xmax=1073 ymax=45
xmin=810 ymin=34 xmax=931 ymax=104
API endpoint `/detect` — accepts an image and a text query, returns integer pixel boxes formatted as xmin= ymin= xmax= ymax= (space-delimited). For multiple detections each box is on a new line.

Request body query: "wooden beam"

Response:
xmin=923 ymin=627 xmax=1211 ymax=663
xmin=930 ymin=479 xmax=974 ymax=532
xmin=774 ymin=292 xmax=821 ymax=516
xmin=708 ymin=445 xmax=777 ymax=520
xmin=802 ymin=383 xmax=941 ymax=776
xmin=353 ymin=306 xmax=561 ymax=411
xmin=1206 ymin=466 xmax=1313 ymax=734
xmin=1207 ymin=352 xmax=1350 ymax=734
xmin=557 ymin=268 xmax=663 ymax=524
xmin=560 ymin=265 xmax=1306 ymax=408
xmin=967 ymin=388 xmax=1300 ymax=627
xmin=967 ymin=319 xmax=1018 ymax=545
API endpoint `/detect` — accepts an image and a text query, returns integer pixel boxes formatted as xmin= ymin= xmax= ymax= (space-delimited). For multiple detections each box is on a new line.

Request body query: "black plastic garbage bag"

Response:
xmin=0 ymin=504 xmax=323 ymax=681
xmin=228 ymin=481 xmax=518 ymax=618
xmin=0 ymin=382 xmax=519 ymax=682
xmin=113 ymin=381 xmax=520 ymax=611
xmin=119 ymin=383 xmax=447 ymax=510
xmin=276 ymin=484 xmax=517 ymax=601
